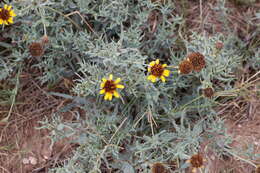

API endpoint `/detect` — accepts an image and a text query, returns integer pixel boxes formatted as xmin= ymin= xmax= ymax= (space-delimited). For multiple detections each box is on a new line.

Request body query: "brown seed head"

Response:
xmin=178 ymin=60 xmax=193 ymax=74
xmin=202 ymin=87 xmax=214 ymax=98
xmin=190 ymin=154 xmax=204 ymax=168
xmin=29 ymin=42 xmax=44 ymax=57
xmin=151 ymin=162 xmax=167 ymax=173
xmin=215 ymin=42 xmax=224 ymax=50
xmin=187 ymin=52 xmax=206 ymax=72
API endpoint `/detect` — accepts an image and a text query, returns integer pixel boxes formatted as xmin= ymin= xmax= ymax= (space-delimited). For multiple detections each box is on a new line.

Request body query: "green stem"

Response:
xmin=173 ymin=95 xmax=203 ymax=112
xmin=39 ymin=8 xmax=47 ymax=36
xmin=43 ymin=6 xmax=81 ymax=30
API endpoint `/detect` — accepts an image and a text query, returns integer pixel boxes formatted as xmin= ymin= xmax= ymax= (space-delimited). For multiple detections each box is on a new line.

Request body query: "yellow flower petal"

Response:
xmin=162 ymin=64 xmax=167 ymax=68
xmin=8 ymin=18 xmax=13 ymax=24
xmin=155 ymin=59 xmax=160 ymax=64
xmin=104 ymin=93 xmax=111 ymax=100
xmin=0 ymin=20 xmax=3 ymax=25
xmin=115 ymin=78 xmax=121 ymax=84
xmin=10 ymin=11 xmax=16 ymax=17
xmin=100 ymin=82 xmax=105 ymax=89
xmin=149 ymin=61 xmax=156 ymax=67
xmin=113 ymin=91 xmax=120 ymax=98
xmin=116 ymin=84 xmax=124 ymax=89
xmin=163 ymin=69 xmax=170 ymax=77
xmin=4 ymin=4 xmax=8 ymax=10
xmin=99 ymin=89 xmax=105 ymax=94
xmin=108 ymin=93 xmax=113 ymax=100
xmin=148 ymin=75 xmax=157 ymax=82
xmin=109 ymin=74 xmax=113 ymax=80
xmin=148 ymin=67 xmax=151 ymax=72
xmin=160 ymin=76 xmax=166 ymax=82
xmin=102 ymin=78 xmax=107 ymax=82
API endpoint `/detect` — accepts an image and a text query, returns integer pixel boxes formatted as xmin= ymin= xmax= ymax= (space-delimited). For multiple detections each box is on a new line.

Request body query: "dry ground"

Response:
xmin=0 ymin=0 xmax=259 ymax=172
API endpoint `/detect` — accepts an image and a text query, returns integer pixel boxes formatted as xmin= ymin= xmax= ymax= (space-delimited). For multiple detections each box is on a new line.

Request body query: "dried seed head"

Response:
xmin=178 ymin=60 xmax=193 ymax=74
xmin=29 ymin=42 xmax=44 ymax=57
xmin=187 ymin=52 xmax=206 ymax=72
xmin=215 ymin=41 xmax=224 ymax=50
xmin=151 ymin=162 xmax=167 ymax=173
xmin=41 ymin=35 xmax=49 ymax=45
xmin=202 ymin=87 xmax=214 ymax=98
xmin=189 ymin=154 xmax=204 ymax=168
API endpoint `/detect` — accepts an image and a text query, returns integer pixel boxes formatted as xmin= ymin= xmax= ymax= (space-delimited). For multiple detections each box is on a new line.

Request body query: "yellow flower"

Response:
xmin=0 ymin=4 xmax=16 ymax=25
xmin=99 ymin=74 xmax=124 ymax=101
xmin=147 ymin=59 xmax=170 ymax=83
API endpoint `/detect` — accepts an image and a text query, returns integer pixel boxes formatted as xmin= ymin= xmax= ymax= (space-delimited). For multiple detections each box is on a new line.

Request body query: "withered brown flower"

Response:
xmin=187 ymin=52 xmax=206 ymax=72
xmin=178 ymin=60 xmax=193 ymax=74
xmin=151 ymin=162 xmax=167 ymax=173
xmin=202 ymin=87 xmax=214 ymax=98
xmin=28 ymin=42 xmax=44 ymax=57
xmin=188 ymin=154 xmax=205 ymax=168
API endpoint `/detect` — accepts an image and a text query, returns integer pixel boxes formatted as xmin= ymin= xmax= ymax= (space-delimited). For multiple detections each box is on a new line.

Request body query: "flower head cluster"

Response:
xmin=178 ymin=52 xmax=206 ymax=74
xmin=99 ymin=74 xmax=124 ymax=101
xmin=99 ymin=55 xmax=204 ymax=101
xmin=147 ymin=59 xmax=170 ymax=83
xmin=187 ymin=154 xmax=206 ymax=173
xmin=0 ymin=4 xmax=16 ymax=25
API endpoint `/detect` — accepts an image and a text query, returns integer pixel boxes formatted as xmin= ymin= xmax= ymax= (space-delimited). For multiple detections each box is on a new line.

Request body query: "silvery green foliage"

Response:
xmin=4 ymin=0 xmax=258 ymax=172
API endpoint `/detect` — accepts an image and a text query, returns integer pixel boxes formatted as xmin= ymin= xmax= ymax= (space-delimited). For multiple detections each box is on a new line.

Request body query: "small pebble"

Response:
xmin=28 ymin=156 xmax=37 ymax=165
xmin=22 ymin=158 xmax=30 ymax=164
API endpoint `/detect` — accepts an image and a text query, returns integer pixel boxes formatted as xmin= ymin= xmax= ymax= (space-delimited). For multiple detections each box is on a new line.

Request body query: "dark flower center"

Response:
xmin=190 ymin=154 xmax=203 ymax=168
xmin=0 ymin=8 xmax=10 ymax=20
xmin=104 ymin=80 xmax=116 ymax=93
xmin=151 ymin=64 xmax=164 ymax=77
